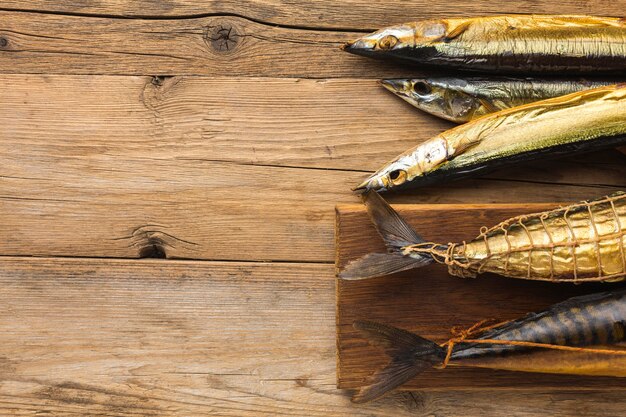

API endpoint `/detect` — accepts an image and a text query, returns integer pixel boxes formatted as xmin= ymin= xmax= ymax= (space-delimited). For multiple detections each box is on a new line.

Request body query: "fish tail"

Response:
xmin=339 ymin=191 xmax=433 ymax=280
xmin=352 ymin=320 xmax=445 ymax=403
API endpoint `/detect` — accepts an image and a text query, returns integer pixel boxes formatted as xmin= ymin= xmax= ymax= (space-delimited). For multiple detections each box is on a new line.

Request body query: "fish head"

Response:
xmin=381 ymin=78 xmax=482 ymax=123
xmin=343 ymin=20 xmax=455 ymax=61
xmin=342 ymin=24 xmax=415 ymax=58
xmin=353 ymin=137 xmax=450 ymax=192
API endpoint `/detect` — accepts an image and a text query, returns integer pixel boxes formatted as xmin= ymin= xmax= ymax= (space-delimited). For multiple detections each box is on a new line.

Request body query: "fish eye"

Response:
xmin=388 ymin=169 xmax=407 ymax=185
xmin=378 ymin=35 xmax=398 ymax=50
xmin=413 ymin=81 xmax=432 ymax=95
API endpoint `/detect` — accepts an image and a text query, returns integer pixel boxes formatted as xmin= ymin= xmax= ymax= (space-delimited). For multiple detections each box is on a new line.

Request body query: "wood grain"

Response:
xmin=2 ymin=1 xmax=626 ymax=414
xmin=2 ymin=256 xmax=626 ymax=416
xmin=0 ymin=11 xmax=410 ymax=78
xmin=1 ymin=1 xmax=623 ymax=29
xmin=1 ymin=74 xmax=624 ymax=261
xmin=2 ymin=7 xmax=625 ymax=78
xmin=336 ymin=202 xmax=626 ymax=390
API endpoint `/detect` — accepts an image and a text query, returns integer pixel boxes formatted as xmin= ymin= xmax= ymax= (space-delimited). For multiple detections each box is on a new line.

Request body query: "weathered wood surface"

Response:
xmin=1 ymin=1 xmax=623 ymax=28
xmin=1 ymin=2 xmax=625 ymax=415
xmin=1 ymin=74 xmax=624 ymax=262
xmin=1 ymin=257 xmax=626 ymax=416
xmin=336 ymin=202 xmax=626 ymax=390
xmin=1 ymin=6 xmax=625 ymax=77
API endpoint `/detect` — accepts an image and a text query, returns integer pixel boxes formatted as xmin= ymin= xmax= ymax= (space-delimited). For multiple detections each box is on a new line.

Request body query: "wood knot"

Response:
xmin=205 ymin=21 xmax=242 ymax=53
xmin=151 ymin=75 xmax=172 ymax=87
xmin=139 ymin=243 xmax=167 ymax=259
xmin=114 ymin=224 xmax=198 ymax=259
xmin=141 ymin=75 xmax=180 ymax=111
xmin=0 ymin=37 xmax=8 ymax=48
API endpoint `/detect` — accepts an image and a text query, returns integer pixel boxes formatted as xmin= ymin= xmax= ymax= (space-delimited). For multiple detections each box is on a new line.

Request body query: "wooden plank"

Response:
xmin=336 ymin=202 xmax=626 ymax=390
xmin=3 ymin=256 xmax=626 ymax=416
xmin=0 ymin=11 xmax=409 ymax=78
xmin=1 ymin=7 xmax=625 ymax=77
xmin=1 ymin=1 xmax=623 ymax=29
xmin=1 ymin=74 xmax=624 ymax=261
xmin=0 ymin=257 xmax=337 ymax=416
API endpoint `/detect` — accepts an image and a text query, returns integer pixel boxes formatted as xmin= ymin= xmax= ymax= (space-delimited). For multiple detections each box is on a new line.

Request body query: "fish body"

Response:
xmin=340 ymin=191 xmax=626 ymax=283
xmin=352 ymin=290 xmax=626 ymax=402
xmin=453 ymin=291 xmax=626 ymax=360
xmin=354 ymin=84 xmax=626 ymax=192
xmin=344 ymin=15 xmax=626 ymax=73
xmin=381 ymin=77 xmax=617 ymax=123
xmin=436 ymin=192 xmax=626 ymax=282
xmin=454 ymin=343 xmax=626 ymax=377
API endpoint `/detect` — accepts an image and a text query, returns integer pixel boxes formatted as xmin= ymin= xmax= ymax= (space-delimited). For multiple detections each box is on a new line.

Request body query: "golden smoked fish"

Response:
xmin=351 ymin=289 xmax=626 ymax=402
xmin=339 ymin=191 xmax=626 ymax=283
xmin=381 ymin=77 xmax=617 ymax=123
xmin=353 ymin=84 xmax=626 ymax=193
xmin=343 ymin=15 xmax=626 ymax=73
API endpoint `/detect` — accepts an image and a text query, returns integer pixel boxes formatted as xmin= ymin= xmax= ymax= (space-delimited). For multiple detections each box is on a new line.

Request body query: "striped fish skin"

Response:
xmin=450 ymin=290 xmax=626 ymax=362
xmin=443 ymin=192 xmax=626 ymax=283
xmin=353 ymin=84 xmax=626 ymax=193
xmin=344 ymin=15 xmax=626 ymax=73
xmin=381 ymin=77 xmax=617 ymax=123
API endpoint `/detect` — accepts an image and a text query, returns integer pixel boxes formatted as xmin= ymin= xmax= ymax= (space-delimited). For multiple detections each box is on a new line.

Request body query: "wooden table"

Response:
xmin=0 ymin=2 xmax=625 ymax=415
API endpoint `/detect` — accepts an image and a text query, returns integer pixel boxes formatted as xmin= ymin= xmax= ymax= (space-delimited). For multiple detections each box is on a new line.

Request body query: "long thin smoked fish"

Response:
xmin=353 ymin=84 xmax=626 ymax=193
xmin=339 ymin=191 xmax=626 ymax=283
xmin=380 ymin=76 xmax=618 ymax=123
xmin=343 ymin=15 xmax=626 ymax=73
xmin=351 ymin=289 xmax=626 ymax=403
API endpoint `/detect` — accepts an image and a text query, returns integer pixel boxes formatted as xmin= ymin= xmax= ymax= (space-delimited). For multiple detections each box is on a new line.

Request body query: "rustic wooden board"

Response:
xmin=336 ymin=202 xmax=626 ymax=391
xmin=2 ymin=1 xmax=626 ymax=415
xmin=1 ymin=7 xmax=625 ymax=77
xmin=1 ymin=74 xmax=624 ymax=262
xmin=1 ymin=1 xmax=622 ymax=29
xmin=2 ymin=256 xmax=626 ymax=416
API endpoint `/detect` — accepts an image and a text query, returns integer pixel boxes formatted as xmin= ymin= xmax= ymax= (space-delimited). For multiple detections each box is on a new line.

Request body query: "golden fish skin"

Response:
xmin=339 ymin=190 xmax=625 ymax=284
xmin=354 ymin=84 xmax=626 ymax=193
xmin=404 ymin=192 xmax=626 ymax=283
xmin=344 ymin=15 xmax=626 ymax=73
xmin=454 ymin=345 xmax=626 ymax=377
xmin=438 ymin=192 xmax=626 ymax=282
xmin=352 ymin=290 xmax=626 ymax=403
xmin=381 ymin=77 xmax=618 ymax=123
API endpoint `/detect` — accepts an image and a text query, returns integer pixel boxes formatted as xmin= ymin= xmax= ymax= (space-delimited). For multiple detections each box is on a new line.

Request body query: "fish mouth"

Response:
xmin=352 ymin=174 xmax=376 ymax=193
xmin=352 ymin=172 xmax=388 ymax=193
xmin=380 ymin=79 xmax=410 ymax=96
xmin=351 ymin=179 xmax=371 ymax=193
xmin=341 ymin=37 xmax=377 ymax=56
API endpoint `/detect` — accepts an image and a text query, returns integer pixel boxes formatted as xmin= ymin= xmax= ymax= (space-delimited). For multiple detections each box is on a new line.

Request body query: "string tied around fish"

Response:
xmin=438 ymin=318 xmax=626 ymax=369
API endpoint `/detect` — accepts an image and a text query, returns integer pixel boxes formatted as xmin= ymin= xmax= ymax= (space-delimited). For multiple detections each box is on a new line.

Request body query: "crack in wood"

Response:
xmin=206 ymin=23 xmax=242 ymax=52
xmin=0 ymin=8 xmax=374 ymax=33
xmin=0 ymin=254 xmax=335 ymax=265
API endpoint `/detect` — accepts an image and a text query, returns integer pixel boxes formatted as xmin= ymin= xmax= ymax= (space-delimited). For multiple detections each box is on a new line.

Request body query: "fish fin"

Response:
xmin=444 ymin=20 xmax=471 ymax=42
xmin=352 ymin=320 xmax=443 ymax=403
xmin=362 ymin=191 xmax=425 ymax=252
xmin=339 ymin=253 xmax=432 ymax=280
xmin=338 ymin=191 xmax=433 ymax=280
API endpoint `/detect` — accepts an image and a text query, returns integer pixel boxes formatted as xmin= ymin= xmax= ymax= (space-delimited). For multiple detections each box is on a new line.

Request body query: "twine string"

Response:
xmin=439 ymin=319 xmax=626 ymax=368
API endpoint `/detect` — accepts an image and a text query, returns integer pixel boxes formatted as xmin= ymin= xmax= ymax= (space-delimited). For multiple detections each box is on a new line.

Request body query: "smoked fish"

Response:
xmin=352 ymin=289 xmax=626 ymax=402
xmin=339 ymin=191 xmax=626 ymax=283
xmin=353 ymin=84 xmax=626 ymax=193
xmin=343 ymin=15 xmax=626 ymax=73
xmin=380 ymin=76 xmax=617 ymax=123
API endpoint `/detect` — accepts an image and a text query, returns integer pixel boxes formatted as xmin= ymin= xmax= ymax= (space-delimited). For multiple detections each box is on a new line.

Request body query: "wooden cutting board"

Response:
xmin=335 ymin=201 xmax=626 ymax=391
